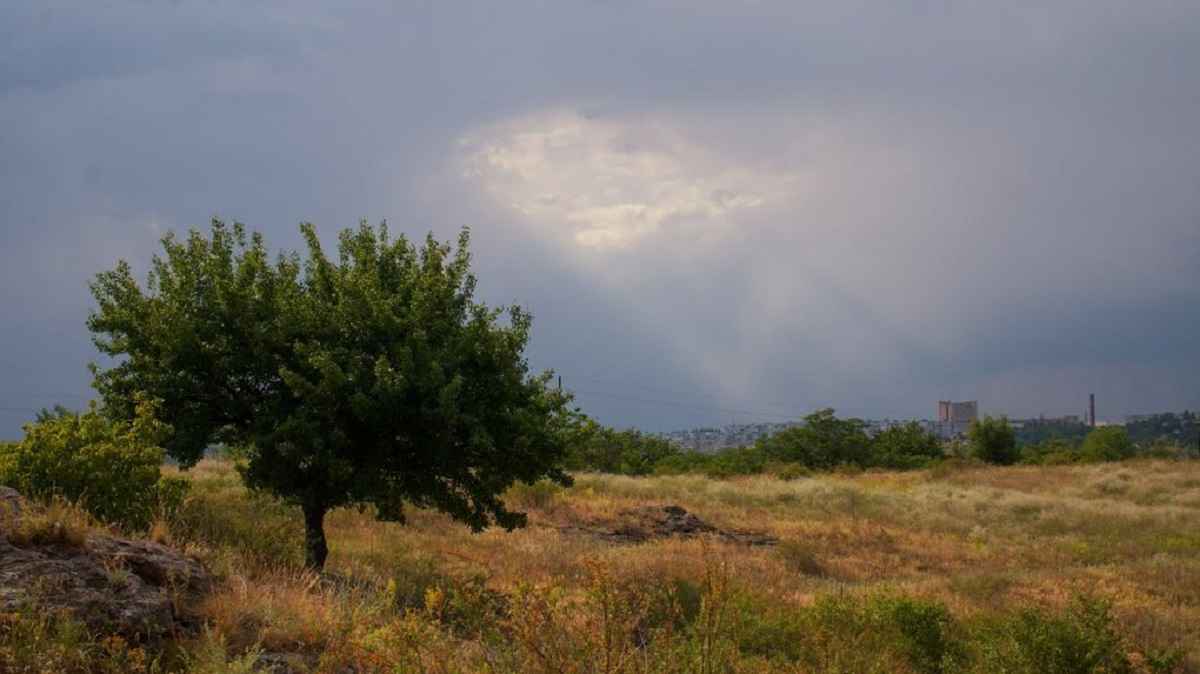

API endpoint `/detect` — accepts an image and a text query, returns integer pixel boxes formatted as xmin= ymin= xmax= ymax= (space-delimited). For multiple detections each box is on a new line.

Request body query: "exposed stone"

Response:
xmin=0 ymin=486 xmax=214 ymax=640
xmin=568 ymin=504 xmax=777 ymax=547
xmin=0 ymin=485 xmax=37 ymax=519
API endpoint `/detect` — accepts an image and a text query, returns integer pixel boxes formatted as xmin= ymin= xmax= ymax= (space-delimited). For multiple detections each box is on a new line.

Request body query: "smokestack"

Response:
xmin=1089 ymin=393 xmax=1095 ymax=428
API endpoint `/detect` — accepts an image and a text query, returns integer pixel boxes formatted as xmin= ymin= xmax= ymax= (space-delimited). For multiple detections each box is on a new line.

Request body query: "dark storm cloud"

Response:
xmin=1 ymin=0 xmax=1197 ymax=437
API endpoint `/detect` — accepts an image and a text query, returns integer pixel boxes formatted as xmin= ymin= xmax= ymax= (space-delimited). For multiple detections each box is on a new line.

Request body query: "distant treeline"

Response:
xmin=1014 ymin=411 xmax=1196 ymax=448
xmin=567 ymin=409 xmax=1199 ymax=478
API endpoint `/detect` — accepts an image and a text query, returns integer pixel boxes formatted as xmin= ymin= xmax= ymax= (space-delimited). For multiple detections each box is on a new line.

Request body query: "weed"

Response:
xmin=506 ymin=478 xmax=564 ymax=510
xmin=776 ymin=538 xmax=825 ymax=576
xmin=1 ymin=498 xmax=91 ymax=549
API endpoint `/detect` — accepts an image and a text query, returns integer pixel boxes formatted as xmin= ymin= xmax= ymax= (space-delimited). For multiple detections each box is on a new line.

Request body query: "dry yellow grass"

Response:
xmin=29 ymin=457 xmax=1194 ymax=672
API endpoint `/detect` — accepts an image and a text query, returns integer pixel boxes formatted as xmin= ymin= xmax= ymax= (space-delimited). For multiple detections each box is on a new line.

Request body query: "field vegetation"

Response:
xmin=14 ymin=218 xmax=1188 ymax=671
xmin=2 ymin=453 xmax=1197 ymax=672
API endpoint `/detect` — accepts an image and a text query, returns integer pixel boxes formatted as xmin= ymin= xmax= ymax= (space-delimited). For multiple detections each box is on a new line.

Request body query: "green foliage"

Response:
xmin=0 ymin=398 xmax=182 ymax=531
xmin=865 ymin=594 xmax=959 ymax=673
xmin=735 ymin=605 xmax=807 ymax=663
xmin=1123 ymin=410 xmax=1197 ymax=445
xmin=703 ymin=446 xmax=766 ymax=478
xmin=1014 ymin=419 xmax=1089 ymax=449
xmin=758 ymin=408 xmax=870 ymax=470
xmin=1024 ymin=426 xmax=1173 ymax=465
xmin=971 ymin=593 xmax=1183 ymax=674
xmin=565 ymin=417 xmax=678 ymax=475
xmin=869 ymin=422 xmax=946 ymax=470
xmin=1022 ymin=435 xmax=1080 ymax=465
xmin=791 ymin=592 xmax=960 ymax=673
xmin=1079 ymin=426 xmax=1135 ymax=463
xmin=652 ymin=450 xmax=717 ymax=475
xmin=88 ymin=220 xmax=573 ymax=569
xmin=1136 ymin=437 xmax=1195 ymax=460
xmin=966 ymin=415 xmax=1019 ymax=465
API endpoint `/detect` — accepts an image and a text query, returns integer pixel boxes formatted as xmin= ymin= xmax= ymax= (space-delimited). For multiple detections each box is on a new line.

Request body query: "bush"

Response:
xmin=967 ymin=415 xmax=1019 ymax=465
xmin=972 ymin=593 xmax=1184 ymax=674
xmin=864 ymin=593 xmax=959 ymax=673
xmin=652 ymin=450 xmax=713 ymax=476
xmin=704 ymin=447 xmax=766 ymax=478
xmin=795 ymin=592 xmax=961 ymax=673
xmin=736 ymin=606 xmax=807 ymax=662
xmin=869 ymin=422 xmax=946 ymax=470
xmin=0 ymin=397 xmax=183 ymax=531
xmin=1079 ymin=427 xmax=1135 ymax=463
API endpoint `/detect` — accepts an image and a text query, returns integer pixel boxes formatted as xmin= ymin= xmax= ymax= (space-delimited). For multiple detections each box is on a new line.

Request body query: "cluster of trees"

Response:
xmin=1013 ymin=411 xmax=1197 ymax=454
xmin=562 ymin=416 xmax=677 ymax=475
xmin=1123 ymin=411 xmax=1197 ymax=445
xmin=562 ymin=411 xmax=1198 ymax=479
xmin=564 ymin=409 xmax=948 ymax=478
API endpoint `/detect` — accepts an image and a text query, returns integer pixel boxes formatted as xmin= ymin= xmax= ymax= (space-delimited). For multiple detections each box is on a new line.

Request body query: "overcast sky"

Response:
xmin=2 ymin=1 xmax=1197 ymax=437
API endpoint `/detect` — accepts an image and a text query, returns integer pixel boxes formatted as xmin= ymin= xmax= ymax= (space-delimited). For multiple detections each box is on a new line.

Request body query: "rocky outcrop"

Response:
xmin=0 ymin=486 xmax=214 ymax=640
xmin=569 ymin=504 xmax=778 ymax=547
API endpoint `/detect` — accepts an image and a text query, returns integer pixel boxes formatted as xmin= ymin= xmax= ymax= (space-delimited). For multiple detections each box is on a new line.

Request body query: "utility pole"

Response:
xmin=1089 ymin=393 xmax=1096 ymax=428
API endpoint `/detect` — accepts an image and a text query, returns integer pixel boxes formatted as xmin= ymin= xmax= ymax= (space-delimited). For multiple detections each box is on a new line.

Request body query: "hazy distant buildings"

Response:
xmin=938 ymin=400 xmax=978 ymax=436
xmin=656 ymin=400 xmax=986 ymax=452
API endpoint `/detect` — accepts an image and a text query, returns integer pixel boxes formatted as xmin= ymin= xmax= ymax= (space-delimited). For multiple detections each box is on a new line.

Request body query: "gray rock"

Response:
xmin=0 ymin=486 xmax=215 ymax=640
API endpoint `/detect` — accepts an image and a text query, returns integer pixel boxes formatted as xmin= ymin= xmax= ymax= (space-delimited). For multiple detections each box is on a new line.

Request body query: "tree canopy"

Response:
xmin=89 ymin=220 xmax=573 ymax=568
xmin=1079 ymin=426 xmax=1135 ymax=463
xmin=563 ymin=416 xmax=678 ymax=475
xmin=966 ymin=415 xmax=1019 ymax=465
xmin=758 ymin=408 xmax=871 ymax=470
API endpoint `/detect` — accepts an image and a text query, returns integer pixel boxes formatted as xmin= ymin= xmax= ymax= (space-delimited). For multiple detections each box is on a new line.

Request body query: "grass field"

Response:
xmin=6 ymin=458 xmax=1200 ymax=672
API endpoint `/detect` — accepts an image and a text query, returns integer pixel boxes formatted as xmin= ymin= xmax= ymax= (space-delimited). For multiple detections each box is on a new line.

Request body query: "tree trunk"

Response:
xmin=302 ymin=502 xmax=329 ymax=571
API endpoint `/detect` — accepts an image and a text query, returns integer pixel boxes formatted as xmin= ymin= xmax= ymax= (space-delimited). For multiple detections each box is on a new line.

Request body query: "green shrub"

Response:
xmin=1080 ymin=427 xmax=1135 ymax=464
xmin=971 ymin=593 xmax=1184 ymax=674
xmin=704 ymin=447 xmax=766 ymax=478
xmin=794 ymin=592 xmax=961 ymax=673
xmin=864 ymin=593 xmax=959 ymax=673
xmin=652 ymin=450 xmax=713 ymax=475
xmin=736 ymin=606 xmax=807 ymax=662
xmin=0 ymin=397 xmax=183 ymax=531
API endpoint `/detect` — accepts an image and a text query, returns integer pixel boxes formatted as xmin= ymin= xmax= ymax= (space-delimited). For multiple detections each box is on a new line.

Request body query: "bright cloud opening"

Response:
xmin=459 ymin=109 xmax=797 ymax=251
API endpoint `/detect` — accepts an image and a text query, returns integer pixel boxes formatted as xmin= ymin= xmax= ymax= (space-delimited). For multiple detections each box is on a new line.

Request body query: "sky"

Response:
xmin=1 ymin=1 xmax=1198 ymax=438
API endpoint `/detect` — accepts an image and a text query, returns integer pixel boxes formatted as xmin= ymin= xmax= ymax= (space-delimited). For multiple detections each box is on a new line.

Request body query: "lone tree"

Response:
xmin=89 ymin=220 xmax=573 ymax=569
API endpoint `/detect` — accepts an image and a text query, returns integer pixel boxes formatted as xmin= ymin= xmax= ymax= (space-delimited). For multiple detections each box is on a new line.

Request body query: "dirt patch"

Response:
xmin=565 ymin=504 xmax=777 ymax=547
